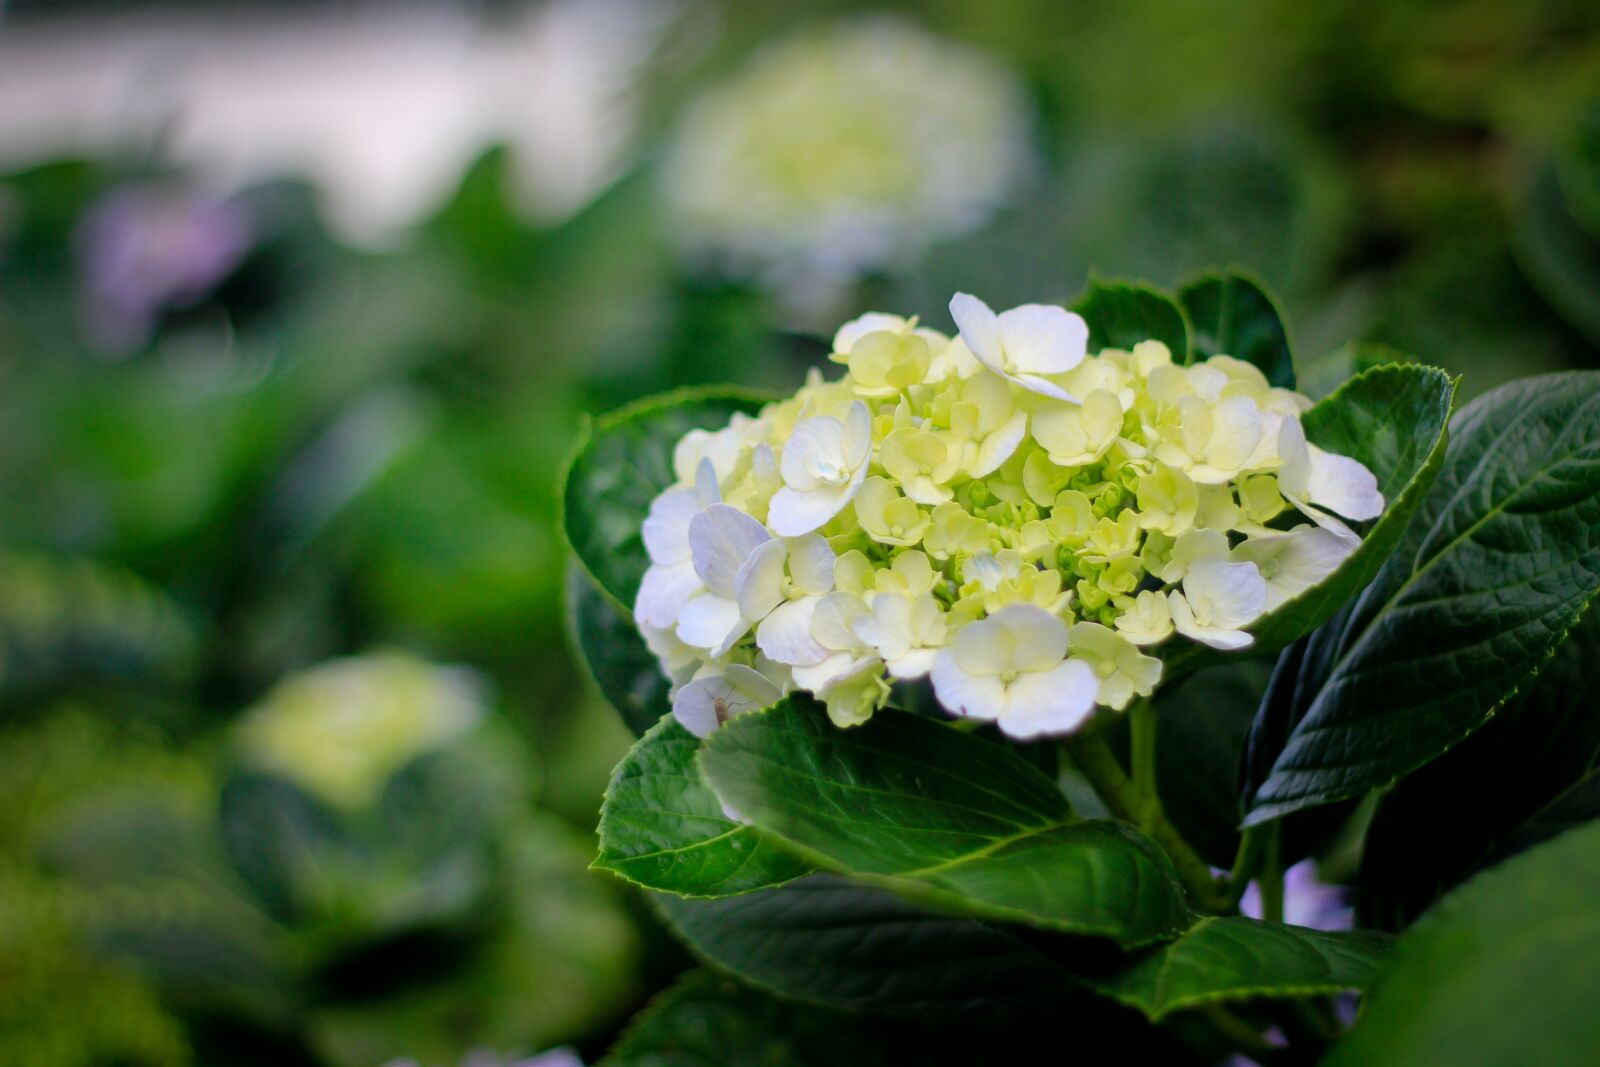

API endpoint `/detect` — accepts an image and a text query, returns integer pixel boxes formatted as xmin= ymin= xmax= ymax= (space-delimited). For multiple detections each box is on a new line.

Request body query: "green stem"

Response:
xmin=1129 ymin=697 xmax=1159 ymax=813
xmin=1067 ymin=727 xmax=1227 ymax=912
xmin=1223 ymin=825 xmax=1269 ymax=910
xmin=1199 ymin=1004 xmax=1278 ymax=1062
xmin=1260 ymin=823 xmax=1285 ymax=924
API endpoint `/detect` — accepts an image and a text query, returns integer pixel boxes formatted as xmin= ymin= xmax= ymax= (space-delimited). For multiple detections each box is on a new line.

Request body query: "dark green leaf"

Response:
xmin=651 ymin=875 xmax=1084 ymax=1018
xmin=698 ymin=697 xmax=1190 ymax=945
xmin=595 ymin=716 xmax=812 ymax=897
xmin=1070 ymin=277 xmax=1192 ymax=361
xmin=1326 ymin=821 xmax=1600 ymax=1067
xmin=1178 ymin=269 xmax=1295 ymax=388
xmin=218 ymin=772 xmax=343 ymax=924
xmin=567 ymin=563 xmax=670 ymax=736
xmin=562 ymin=388 xmax=771 ymax=608
xmin=601 ymin=967 xmax=1198 ymax=1066
xmin=1359 ymin=609 xmax=1600 ymax=929
xmin=1245 ymin=371 xmax=1600 ymax=825
xmin=600 ymin=970 xmax=876 ymax=1067
xmin=1090 ymin=917 xmax=1393 ymax=1020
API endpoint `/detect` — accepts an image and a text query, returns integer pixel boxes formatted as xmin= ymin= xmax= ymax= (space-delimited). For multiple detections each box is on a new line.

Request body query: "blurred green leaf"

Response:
xmin=1326 ymin=821 xmax=1600 ymax=1067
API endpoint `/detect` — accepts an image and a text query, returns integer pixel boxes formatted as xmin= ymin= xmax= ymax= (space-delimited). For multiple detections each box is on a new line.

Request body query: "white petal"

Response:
xmin=996 ymin=304 xmax=1088 ymax=375
xmin=950 ymin=292 xmax=1001 ymax=369
xmin=725 ymin=663 xmax=783 ymax=706
xmin=1232 ymin=528 xmax=1356 ymax=610
xmin=1203 ymin=396 xmax=1264 ymax=471
xmin=842 ymin=401 xmax=873 ymax=467
xmin=672 ymin=677 xmax=725 ymax=738
xmin=930 ymin=649 xmax=1005 ymax=721
xmin=1277 ymin=417 xmax=1311 ymax=497
xmin=1308 ymin=447 xmax=1384 ymax=520
xmin=998 ymin=659 xmax=1098 ymax=739
xmin=1185 ymin=560 xmax=1269 ymax=631
xmin=887 ymin=647 xmax=937 ymax=680
xmin=676 ymin=593 xmax=747 ymax=654
xmin=994 ymin=603 xmax=1070 ymax=673
xmin=756 ymin=598 xmax=829 ymax=667
xmin=853 ymin=593 xmax=913 ymax=661
xmin=734 ymin=538 xmax=788 ymax=622
xmin=970 ymin=409 xmax=1030 ymax=477
xmin=786 ymin=534 xmax=837 ymax=595
xmin=689 ymin=503 xmax=772 ymax=598
xmin=1169 ymin=591 xmax=1255 ymax=651
xmin=780 ymin=415 xmax=845 ymax=491
xmin=693 ymin=456 xmax=721 ymax=507
xmin=1012 ymin=373 xmax=1076 ymax=401
xmin=634 ymin=561 xmax=702 ymax=629
xmin=811 ymin=591 xmax=869 ymax=652
xmin=792 ymin=651 xmax=867 ymax=691
xmin=641 ymin=486 xmax=698 ymax=565
xmin=768 ymin=483 xmax=853 ymax=537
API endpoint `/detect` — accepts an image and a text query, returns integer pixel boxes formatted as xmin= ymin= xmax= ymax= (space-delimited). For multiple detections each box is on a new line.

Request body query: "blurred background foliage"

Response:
xmin=0 ymin=0 xmax=1596 ymax=1063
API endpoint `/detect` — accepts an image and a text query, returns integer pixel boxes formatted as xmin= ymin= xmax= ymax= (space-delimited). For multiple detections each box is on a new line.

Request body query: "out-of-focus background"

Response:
xmin=0 ymin=1 xmax=1596 ymax=1064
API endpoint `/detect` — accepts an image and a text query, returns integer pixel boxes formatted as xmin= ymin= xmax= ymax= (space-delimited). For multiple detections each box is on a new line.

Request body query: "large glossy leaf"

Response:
xmin=1070 ymin=277 xmax=1193 ymax=361
xmin=698 ymin=698 xmax=1190 ymax=946
xmin=1326 ymin=821 xmax=1600 ymax=1067
xmin=566 ymin=563 xmax=670 ymax=737
xmin=1244 ymin=372 xmax=1600 ymax=825
xmin=595 ymin=716 xmax=812 ymax=897
xmin=651 ymin=875 xmax=1084 ymax=1018
xmin=1178 ymin=269 xmax=1294 ymax=388
xmin=1165 ymin=363 xmax=1455 ymax=684
xmin=562 ymin=388 xmax=771 ymax=608
xmin=1359 ymin=608 xmax=1600 ymax=929
xmin=1089 ymin=917 xmax=1393 ymax=1021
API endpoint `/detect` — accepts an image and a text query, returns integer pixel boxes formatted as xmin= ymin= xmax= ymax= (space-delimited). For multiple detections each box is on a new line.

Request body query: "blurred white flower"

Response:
xmin=661 ymin=15 xmax=1033 ymax=295
xmin=237 ymin=650 xmax=485 ymax=808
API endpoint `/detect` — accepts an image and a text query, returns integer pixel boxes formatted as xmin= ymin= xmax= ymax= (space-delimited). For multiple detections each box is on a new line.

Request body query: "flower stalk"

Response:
xmin=1067 ymin=719 xmax=1228 ymax=912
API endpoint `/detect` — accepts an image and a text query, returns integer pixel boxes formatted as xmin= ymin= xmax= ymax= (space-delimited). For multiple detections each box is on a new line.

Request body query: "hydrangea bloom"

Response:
xmin=661 ymin=16 xmax=1032 ymax=293
xmin=237 ymin=650 xmax=485 ymax=807
xmin=637 ymin=294 xmax=1382 ymax=739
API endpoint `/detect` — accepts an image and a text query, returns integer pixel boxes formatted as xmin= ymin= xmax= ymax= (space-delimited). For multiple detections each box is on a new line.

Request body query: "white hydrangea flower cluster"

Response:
xmin=661 ymin=16 xmax=1032 ymax=290
xmin=637 ymin=294 xmax=1383 ymax=740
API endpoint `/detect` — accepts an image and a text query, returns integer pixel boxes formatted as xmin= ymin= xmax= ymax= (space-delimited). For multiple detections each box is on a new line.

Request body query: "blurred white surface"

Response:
xmin=0 ymin=1 xmax=671 ymax=244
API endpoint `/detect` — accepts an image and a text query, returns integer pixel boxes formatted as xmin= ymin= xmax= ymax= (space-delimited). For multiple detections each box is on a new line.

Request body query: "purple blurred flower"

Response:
xmin=1240 ymin=858 xmax=1355 ymax=931
xmin=75 ymin=184 xmax=253 ymax=355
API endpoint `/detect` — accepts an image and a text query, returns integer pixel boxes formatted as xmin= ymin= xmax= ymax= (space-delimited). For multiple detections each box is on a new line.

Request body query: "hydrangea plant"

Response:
xmin=565 ymin=270 xmax=1600 ymax=1064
